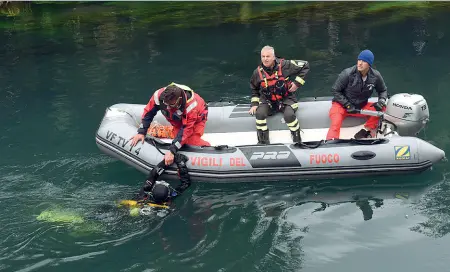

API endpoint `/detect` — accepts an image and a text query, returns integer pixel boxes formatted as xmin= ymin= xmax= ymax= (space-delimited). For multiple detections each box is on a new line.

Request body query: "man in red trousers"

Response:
xmin=326 ymin=49 xmax=389 ymax=140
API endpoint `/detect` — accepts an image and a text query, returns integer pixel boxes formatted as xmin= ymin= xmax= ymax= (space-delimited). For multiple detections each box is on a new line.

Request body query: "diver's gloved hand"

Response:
xmin=136 ymin=179 xmax=154 ymax=200
xmin=344 ymin=102 xmax=358 ymax=114
xmin=142 ymin=179 xmax=155 ymax=192
xmin=372 ymin=99 xmax=386 ymax=111
xmin=143 ymin=184 xmax=153 ymax=193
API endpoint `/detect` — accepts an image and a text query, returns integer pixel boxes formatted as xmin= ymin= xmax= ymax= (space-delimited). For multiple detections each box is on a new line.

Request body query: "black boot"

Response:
xmin=291 ymin=129 xmax=302 ymax=144
xmin=354 ymin=128 xmax=371 ymax=139
xmin=257 ymin=129 xmax=270 ymax=145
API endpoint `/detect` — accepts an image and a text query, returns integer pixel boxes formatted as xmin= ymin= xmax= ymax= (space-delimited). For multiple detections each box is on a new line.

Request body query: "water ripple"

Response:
xmin=1 ymin=5 xmax=450 ymax=270
xmin=15 ymin=258 xmax=54 ymax=272
xmin=59 ymin=250 xmax=107 ymax=263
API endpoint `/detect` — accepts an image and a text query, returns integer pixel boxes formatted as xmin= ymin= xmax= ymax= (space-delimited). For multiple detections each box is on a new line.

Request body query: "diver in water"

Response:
xmin=136 ymin=153 xmax=191 ymax=206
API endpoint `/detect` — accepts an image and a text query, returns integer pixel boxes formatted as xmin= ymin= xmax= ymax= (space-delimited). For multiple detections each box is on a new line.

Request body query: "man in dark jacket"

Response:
xmin=326 ymin=49 xmax=388 ymax=140
xmin=249 ymin=45 xmax=310 ymax=144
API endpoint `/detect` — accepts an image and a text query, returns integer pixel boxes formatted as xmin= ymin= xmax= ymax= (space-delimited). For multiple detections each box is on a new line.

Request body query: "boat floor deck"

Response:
xmin=158 ymin=125 xmax=375 ymax=146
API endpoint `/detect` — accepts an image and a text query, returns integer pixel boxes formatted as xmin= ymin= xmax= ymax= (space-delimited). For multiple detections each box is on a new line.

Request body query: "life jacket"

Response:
xmin=147 ymin=122 xmax=174 ymax=139
xmin=153 ymin=83 xmax=208 ymax=129
xmin=257 ymin=59 xmax=292 ymax=101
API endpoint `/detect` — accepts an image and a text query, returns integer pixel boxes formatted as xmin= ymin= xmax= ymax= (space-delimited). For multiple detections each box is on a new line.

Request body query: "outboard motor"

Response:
xmin=382 ymin=93 xmax=430 ymax=136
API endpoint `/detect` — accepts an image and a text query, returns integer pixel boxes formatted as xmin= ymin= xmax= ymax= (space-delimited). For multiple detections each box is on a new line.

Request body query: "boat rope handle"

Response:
xmin=145 ymin=137 xmax=166 ymax=155
xmin=296 ymin=140 xmax=324 ymax=149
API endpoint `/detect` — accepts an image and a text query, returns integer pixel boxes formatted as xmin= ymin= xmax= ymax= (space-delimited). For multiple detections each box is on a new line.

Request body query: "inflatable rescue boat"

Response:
xmin=95 ymin=93 xmax=446 ymax=182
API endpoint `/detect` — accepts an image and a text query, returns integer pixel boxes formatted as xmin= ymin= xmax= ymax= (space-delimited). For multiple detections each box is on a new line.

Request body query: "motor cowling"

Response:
xmin=383 ymin=93 xmax=429 ymax=136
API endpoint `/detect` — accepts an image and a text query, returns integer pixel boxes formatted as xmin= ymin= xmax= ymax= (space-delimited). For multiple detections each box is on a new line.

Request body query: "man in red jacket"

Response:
xmin=130 ymin=83 xmax=210 ymax=165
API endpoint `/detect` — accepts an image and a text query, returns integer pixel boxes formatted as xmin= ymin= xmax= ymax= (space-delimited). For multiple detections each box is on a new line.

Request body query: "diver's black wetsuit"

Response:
xmin=137 ymin=153 xmax=191 ymax=201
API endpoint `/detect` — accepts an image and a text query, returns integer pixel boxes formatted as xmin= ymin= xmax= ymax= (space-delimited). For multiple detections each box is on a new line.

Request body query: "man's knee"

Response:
xmin=329 ymin=103 xmax=346 ymax=115
xmin=194 ymin=120 xmax=207 ymax=136
xmin=255 ymin=104 xmax=270 ymax=120
xmin=329 ymin=106 xmax=346 ymax=123
xmin=329 ymin=112 xmax=345 ymax=126
xmin=327 ymin=103 xmax=347 ymax=140
xmin=283 ymin=105 xmax=297 ymax=123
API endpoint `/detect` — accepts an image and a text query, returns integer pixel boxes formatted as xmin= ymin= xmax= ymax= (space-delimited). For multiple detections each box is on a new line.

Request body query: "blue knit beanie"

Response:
xmin=357 ymin=50 xmax=374 ymax=66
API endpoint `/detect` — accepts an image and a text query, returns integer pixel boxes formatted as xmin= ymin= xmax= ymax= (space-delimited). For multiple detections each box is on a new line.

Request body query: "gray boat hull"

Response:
xmin=95 ymin=96 xmax=445 ymax=182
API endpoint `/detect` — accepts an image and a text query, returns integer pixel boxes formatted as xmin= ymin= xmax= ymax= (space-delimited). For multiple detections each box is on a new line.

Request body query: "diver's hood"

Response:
xmin=152 ymin=181 xmax=170 ymax=203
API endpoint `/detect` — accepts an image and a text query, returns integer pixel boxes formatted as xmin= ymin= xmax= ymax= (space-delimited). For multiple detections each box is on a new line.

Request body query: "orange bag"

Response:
xmin=147 ymin=122 xmax=174 ymax=139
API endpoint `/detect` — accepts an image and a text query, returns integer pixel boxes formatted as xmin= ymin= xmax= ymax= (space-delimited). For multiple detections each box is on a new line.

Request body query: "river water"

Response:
xmin=1 ymin=3 xmax=449 ymax=272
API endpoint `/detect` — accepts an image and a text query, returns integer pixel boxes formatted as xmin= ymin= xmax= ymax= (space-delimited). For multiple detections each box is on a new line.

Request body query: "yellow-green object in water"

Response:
xmin=36 ymin=208 xmax=85 ymax=224
xmin=129 ymin=207 xmax=140 ymax=217
xmin=118 ymin=199 xmax=169 ymax=209
xmin=118 ymin=200 xmax=139 ymax=208
xmin=395 ymin=192 xmax=409 ymax=200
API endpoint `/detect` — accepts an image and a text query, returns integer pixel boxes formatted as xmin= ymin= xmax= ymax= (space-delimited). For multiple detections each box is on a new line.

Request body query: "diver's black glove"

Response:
xmin=344 ymin=102 xmax=358 ymax=114
xmin=137 ymin=179 xmax=154 ymax=199
xmin=142 ymin=180 xmax=154 ymax=192
xmin=372 ymin=99 xmax=386 ymax=111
